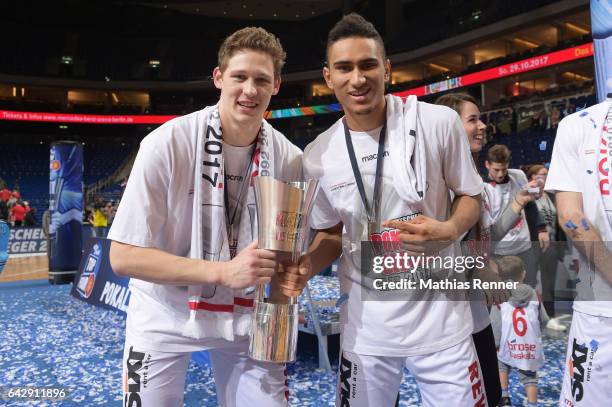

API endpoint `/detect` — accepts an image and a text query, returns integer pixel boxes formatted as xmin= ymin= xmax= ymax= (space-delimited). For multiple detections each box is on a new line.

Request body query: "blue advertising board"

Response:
xmin=70 ymin=237 xmax=211 ymax=366
xmin=71 ymin=237 xmax=130 ymax=313
xmin=49 ymin=141 xmax=83 ymax=281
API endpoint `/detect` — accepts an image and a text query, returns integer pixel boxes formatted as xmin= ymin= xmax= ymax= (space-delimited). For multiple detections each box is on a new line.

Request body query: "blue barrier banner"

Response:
xmin=49 ymin=141 xmax=83 ymax=271
xmin=71 ymin=237 xmax=131 ymax=314
xmin=70 ymin=237 xmax=212 ymax=365
xmin=8 ymin=227 xmax=46 ymax=255
xmin=591 ymin=0 xmax=612 ymax=101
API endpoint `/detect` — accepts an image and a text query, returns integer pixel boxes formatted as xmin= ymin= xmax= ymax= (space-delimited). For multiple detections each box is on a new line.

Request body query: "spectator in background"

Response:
xmin=435 ymin=92 xmax=544 ymax=407
xmin=84 ymin=208 xmax=93 ymax=225
xmin=106 ymin=201 xmax=116 ymax=226
xmin=11 ymin=200 xmax=26 ymax=227
xmin=491 ymin=256 xmax=545 ymax=407
xmin=484 ymin=145 xmax=549 ymax=288
xmin=0 ymin=185 xmax=10 ymax=202
xmin=24 ymin=205 xmax=36 ymax=227
xmin=526 ymin=164 xmax=566 ymax=331
xmin=92 ymin=200 xmax=109 ymax=237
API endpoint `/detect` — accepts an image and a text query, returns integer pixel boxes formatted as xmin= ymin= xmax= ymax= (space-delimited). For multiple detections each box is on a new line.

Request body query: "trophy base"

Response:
xmin=248 ymin=300 xmax=298 ymax=363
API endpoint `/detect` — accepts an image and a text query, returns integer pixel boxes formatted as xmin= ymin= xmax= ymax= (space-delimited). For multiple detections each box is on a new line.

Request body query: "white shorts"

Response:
xmin=336 ymin=335 xmax=487 ymax=407
xmin=122 ymin=338 xmax=288 ymax=407
xmin=560 ymin=311 xmax=612 ymax=407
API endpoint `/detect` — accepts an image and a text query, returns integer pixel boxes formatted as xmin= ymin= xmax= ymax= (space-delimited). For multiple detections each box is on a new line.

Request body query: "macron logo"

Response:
xmin=361 ymin=151 xmax=389 ymax=163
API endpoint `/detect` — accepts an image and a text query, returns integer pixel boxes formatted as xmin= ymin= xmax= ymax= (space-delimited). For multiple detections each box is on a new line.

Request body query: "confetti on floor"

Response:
xmin=1 ymin=279 xmax=568 ymax=406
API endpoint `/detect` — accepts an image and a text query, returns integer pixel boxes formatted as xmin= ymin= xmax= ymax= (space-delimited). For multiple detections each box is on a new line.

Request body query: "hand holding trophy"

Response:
xmin=248 ymin=176 xmax=318 ymax=363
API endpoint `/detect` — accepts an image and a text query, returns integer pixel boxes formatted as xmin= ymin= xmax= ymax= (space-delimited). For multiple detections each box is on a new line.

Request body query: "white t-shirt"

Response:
xmin=484 ymin=169 xmax=532 ymax=255
xmin=108 ymin=109 xmax=303 ymax=352
xmin=303 ymin=102 xmax=483 ymax=356
xmin=545 ymin=100 xmax=612 ymax=318
xmin=223 ymin=142 xmax=255 ymax=253
xmin=497 ymin=300 xmax=544 ymax=371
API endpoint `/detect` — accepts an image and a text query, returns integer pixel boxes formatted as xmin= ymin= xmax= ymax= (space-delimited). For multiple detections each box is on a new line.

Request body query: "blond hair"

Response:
xmin=218 ymin=27 xmax=286 ymax=77
xmin=497 ymin=256 xmax=525 ymax=282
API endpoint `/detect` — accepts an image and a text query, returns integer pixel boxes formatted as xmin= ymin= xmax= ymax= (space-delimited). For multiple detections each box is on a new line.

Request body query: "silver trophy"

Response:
xmin=248 ymin=176 xmax=318 ymax=363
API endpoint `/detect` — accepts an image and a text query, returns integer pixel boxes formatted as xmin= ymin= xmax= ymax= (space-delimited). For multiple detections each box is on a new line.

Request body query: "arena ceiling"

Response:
xmin=129 ymin=0 xmax=345 ymax=21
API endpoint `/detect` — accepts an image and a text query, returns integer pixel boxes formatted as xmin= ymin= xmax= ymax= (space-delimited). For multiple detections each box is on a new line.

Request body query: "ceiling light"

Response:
xmin=242 ymin=4 xmax=247 ymax=8
xmin=428 ymin=63 xmax=449 ymax=72
xmin=564 ymin=22 xmax=589 ymax=35
xmin=513 ymin=38 xmax=539 ymax=48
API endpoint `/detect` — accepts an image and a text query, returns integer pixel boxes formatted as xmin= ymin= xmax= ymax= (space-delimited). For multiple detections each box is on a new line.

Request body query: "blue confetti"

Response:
xmin=539 ymin=141 xmax=547 ymax=151
xmin=579 ymin=111 xmax=589 ymax=117
xmin=587 ymin=170 xmax=593 ymax=174
xmin=0 ymin=275 xmax=570 ymax=406
xmin=335 ymin=293 xmax=349 ymax=308
xmin=590 ymin=339 xmax=599 ymax=352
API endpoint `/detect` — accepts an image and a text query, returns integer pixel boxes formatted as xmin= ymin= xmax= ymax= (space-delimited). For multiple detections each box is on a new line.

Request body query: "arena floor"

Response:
xmin=0 ymin=256 xmax=569 ymax=406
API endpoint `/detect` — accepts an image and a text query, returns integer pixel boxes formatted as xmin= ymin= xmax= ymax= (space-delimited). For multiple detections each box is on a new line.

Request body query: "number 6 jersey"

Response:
xmin=494 ymin=283 xmax=544 ymax=371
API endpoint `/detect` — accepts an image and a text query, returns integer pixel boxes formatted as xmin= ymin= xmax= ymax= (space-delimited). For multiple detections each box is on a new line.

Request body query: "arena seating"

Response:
xmin=1 ymin=138 xmax=135 ymax=224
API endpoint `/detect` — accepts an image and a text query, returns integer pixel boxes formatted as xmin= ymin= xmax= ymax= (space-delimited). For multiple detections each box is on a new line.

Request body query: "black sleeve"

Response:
xmin=524 ymin=201 xmax=545 ymax=241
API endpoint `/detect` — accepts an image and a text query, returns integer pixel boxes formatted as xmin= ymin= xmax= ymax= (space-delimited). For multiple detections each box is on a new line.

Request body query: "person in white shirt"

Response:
xmin=483 ymin=144 xmax=550 ymax=288
xmin=545 ymin=97 xmax=612 ymax=407
xmin=280 ymin=14 xmax=486 ymax=407
xmin=108 ymin=27 xmax=302 ymax=407
xmin=435 ymin=92 xmax=544 ymax=407
xmin=490 ymin=255 xmax=544 ymax=407
xmin=526 ymin=164 xmax=567 ymax=331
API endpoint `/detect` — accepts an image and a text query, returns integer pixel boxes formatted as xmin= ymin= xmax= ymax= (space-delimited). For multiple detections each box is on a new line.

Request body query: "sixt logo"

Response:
xmin=569 ymin=339 xmax=588 ymax=402
xmin=124 ymin=347 xmax=146 ymax=407
xmin=338 ymin=353 xmax=353 ymax=406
